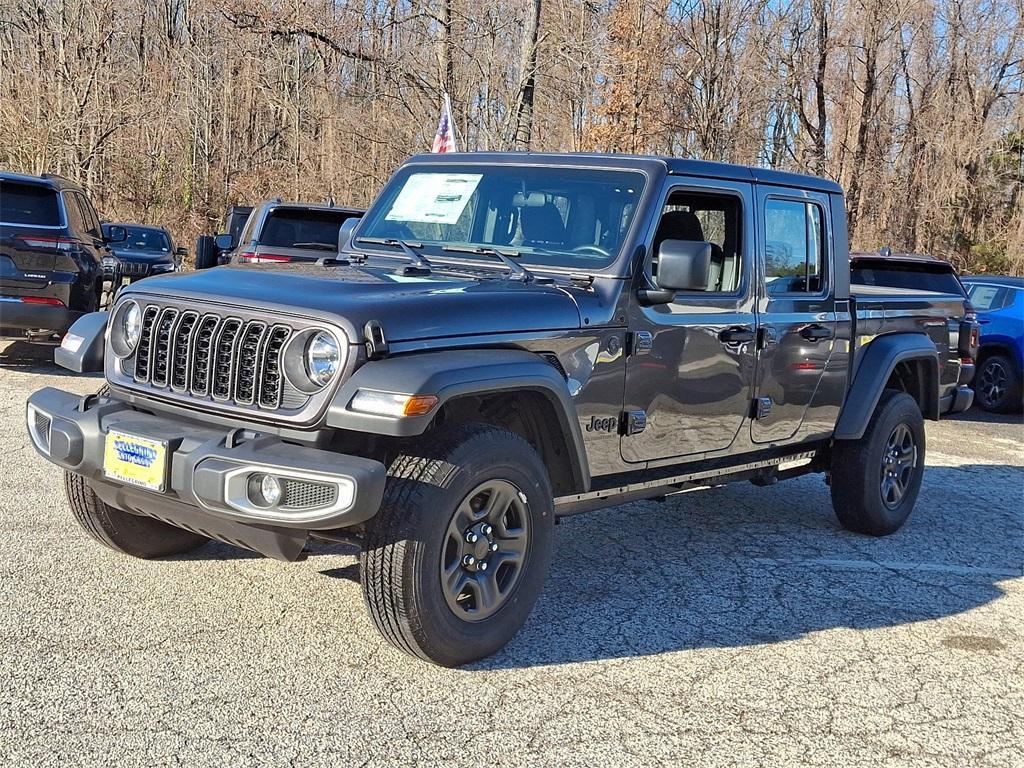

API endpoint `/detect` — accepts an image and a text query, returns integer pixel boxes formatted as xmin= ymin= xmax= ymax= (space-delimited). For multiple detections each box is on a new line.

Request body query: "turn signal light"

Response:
xmin=350 ymin=390 xmax=439 ymax=417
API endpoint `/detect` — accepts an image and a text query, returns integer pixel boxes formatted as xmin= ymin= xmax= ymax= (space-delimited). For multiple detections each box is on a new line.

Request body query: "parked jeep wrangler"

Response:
xmin=215 ymin=199 xmax=365 ymax=264
xmin=193 ymin=205 xmax=253 ymax=270
xmin=27 ymin=153 xmax=977 ymax=666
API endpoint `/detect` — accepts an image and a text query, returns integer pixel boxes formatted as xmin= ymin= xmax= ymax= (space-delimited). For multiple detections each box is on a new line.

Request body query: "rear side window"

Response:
xmin=0 ymin=182 xmax=61 ymax=226
xmin=764 ymin=198 xmax=826 ymax=294
xmin=852 ymin=261 xmax=965 ymax=295
xmin=259 ymin=209 xmax=354 ymax=250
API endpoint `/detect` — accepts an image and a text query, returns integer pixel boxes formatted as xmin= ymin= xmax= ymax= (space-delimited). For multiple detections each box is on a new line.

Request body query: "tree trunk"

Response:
xmin=509 ymin=0 xmax=542 ymax=150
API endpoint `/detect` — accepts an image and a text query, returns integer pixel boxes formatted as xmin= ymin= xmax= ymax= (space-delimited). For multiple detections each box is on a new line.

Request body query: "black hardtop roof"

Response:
xmin=961 ymin=275 xmax=1024 ymax=287
xmin=850 ymin=251 xmax=952 ymax=266
xmin=0 ymin=170 xmax=85 ymax=193
xmin=404 ymin=151 xmax=843 ymax=195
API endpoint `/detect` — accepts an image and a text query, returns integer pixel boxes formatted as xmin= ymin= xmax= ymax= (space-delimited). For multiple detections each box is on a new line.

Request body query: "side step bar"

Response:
xmin=553 ymin=450 xmax=819 ymax=516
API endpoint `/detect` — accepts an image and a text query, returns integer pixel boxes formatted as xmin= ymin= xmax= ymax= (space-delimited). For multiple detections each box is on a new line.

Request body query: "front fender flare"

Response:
xmin=326 ymin=349 xmax=590 ymax=491
xmin=835 ymin=333 xmax=940 ymax=440
xmin=54 ymin=311 xmax=107 ymax=373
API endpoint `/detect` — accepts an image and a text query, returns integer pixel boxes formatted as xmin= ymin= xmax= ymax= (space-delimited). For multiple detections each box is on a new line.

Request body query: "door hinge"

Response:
xmin=623 ymin=410 xmax=647 ymax=435
xmin=752 ymin=397 xmax=773 ymax=420
xmin=757 ymin=326 xmax=778 ymax=350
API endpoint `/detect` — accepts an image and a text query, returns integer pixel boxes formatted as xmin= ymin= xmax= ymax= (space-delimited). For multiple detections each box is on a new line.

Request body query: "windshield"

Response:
xmin=357 ymin=165 xmax=645 ymax=270
xmin=259 ymin=208 xmax=357 ymax=250
xmin=105 ymin=225 xmax=170 ymax=252
xmin=966 ymin=283 xmax=1013 ymax=311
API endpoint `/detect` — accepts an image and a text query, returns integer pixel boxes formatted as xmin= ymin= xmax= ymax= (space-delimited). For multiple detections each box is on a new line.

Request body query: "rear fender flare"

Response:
xmin=835 ymin=333 xmax=939 ymax=440
xmin=326 ymin=349 xmax=590 ymax=491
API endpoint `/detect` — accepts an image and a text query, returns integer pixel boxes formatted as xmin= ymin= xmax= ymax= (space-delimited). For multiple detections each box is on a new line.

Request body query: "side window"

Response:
xmin=651 ymin=190 xmax=743 ymax=293
xmin=75 ymin=194 xmax=102 ymax=237
xmin=62 ymin=192 xmax=85 ymax=235
xmin=764 ymin=198 xmax=826 ymax=294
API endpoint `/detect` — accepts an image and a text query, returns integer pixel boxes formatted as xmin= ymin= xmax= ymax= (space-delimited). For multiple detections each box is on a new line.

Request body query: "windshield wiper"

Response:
xmin=441 ymin=245 xmax=535 ymax=283
xmin=355 ymin=237 xmax=432 ymax=272
xmin=291 ymin=242 xmax=337 ymax=251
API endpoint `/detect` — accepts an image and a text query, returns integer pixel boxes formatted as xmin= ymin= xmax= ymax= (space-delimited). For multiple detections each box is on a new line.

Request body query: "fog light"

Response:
xmin=248 ymin=473 xmax=282 ymax=507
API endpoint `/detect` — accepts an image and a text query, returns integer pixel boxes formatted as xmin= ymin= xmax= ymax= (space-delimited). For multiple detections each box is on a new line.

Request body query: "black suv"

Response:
xmin=100 ymin=223 xmax=186 ymax=299
xmin=215 ymin=200 xmax=364 ymax=264
xmin=0 ymin=172 xmax=124 ymax=342
xmin=28 ymin=153 xmax=977 ymax=666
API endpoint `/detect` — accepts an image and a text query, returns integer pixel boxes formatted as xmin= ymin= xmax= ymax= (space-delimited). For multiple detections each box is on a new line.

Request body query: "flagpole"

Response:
xmin=445 ymin=92 xmax=461 ymax=152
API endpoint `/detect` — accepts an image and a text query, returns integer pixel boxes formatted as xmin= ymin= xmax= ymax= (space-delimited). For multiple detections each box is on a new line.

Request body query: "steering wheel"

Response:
xmin=570 ymin=244 xmax=611 ymax=258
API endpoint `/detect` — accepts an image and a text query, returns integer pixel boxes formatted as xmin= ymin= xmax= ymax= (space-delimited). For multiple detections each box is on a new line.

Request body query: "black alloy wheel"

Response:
xmin=440 ymin=479 xmax=531 ymax=621
xmin=879 ymin=422 xmax=917 ymax=510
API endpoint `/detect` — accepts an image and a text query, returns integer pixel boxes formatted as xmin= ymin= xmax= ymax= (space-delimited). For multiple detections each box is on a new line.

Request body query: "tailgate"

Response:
xmin=1 ymin=228 xmax=60 ymax=291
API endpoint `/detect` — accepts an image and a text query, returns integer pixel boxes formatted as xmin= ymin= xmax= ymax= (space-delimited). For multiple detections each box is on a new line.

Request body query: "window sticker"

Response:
xmin=385 ymin=173 xmax=483 ymax=225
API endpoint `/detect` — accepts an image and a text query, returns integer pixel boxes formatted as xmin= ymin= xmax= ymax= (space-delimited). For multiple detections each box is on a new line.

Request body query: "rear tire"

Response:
xmin=975 ymin=353 xmax=1022 ymax=413
xmin=64 ymin=471 xmax=208 ymax=558
xmin=360 ymin=424 xmax=554 ymax=666
xmin=831 ymin=390 xmax=925 ymax=536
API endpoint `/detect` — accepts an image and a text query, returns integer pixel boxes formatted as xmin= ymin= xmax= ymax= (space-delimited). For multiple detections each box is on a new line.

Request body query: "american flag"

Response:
xmin=431 ymin=93 xmax=459 ymax=153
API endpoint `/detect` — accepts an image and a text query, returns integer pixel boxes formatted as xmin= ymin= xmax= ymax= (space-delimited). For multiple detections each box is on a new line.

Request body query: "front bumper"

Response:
xmin=26 ymin=387 xmax=386 ymax=560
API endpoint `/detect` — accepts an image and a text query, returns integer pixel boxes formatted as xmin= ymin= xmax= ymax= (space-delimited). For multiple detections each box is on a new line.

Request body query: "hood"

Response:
xmin=124 ymin=262 xmax=583 ymax=343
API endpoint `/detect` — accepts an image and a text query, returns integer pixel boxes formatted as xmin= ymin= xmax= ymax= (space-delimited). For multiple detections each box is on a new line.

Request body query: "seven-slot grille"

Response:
xmin=131 ymin=305 xmax=294 ymax=409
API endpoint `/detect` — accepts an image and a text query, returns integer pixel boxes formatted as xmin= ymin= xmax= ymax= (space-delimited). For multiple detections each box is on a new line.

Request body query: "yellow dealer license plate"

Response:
xmin=103 ymin=430 xmax=168 ymax=492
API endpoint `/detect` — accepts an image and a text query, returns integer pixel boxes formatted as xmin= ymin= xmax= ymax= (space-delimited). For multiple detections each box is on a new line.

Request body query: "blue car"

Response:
xmin=961 ymin=276 xmax=1024 ymax=412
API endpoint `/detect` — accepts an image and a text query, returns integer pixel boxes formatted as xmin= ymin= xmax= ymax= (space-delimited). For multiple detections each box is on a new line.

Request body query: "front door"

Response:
xmin=750 ymin=188 xmax=841 ymax=443
xmin=621 ymin=178 xmax=757 ymax=463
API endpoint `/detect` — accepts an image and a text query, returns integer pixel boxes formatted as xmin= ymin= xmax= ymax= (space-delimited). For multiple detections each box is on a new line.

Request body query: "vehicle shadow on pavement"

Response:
xmin=0 ymin=341 xmax=100 ymax=379
xmin=945 ymin=408 xmax=1024 ymax=426
xmin=469 ymin=463 xmax=1022 ymax=669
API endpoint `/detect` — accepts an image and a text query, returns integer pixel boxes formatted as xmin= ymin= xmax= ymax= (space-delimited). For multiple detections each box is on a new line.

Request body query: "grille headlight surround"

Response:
xmin=110 ymin=300 xmax=142 ymax=358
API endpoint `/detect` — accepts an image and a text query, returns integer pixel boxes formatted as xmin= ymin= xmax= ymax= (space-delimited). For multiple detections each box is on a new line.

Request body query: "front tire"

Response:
xmin=975 ymin=354 xmax=1022 ymax=413
xmin=360 ymin=424 xmax=554 ymax=666
xmin=830 ymin=390 xmax=926 ymax=536
xmin=65 ymin=471 xmax=209 ymax=558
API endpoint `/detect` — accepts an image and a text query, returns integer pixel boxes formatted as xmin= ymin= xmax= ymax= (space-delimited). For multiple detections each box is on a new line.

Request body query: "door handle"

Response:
xmin=799 ymin=324 xmax=834 ymax=342
xmin=719 ymin=326 xmax=756 ymax=344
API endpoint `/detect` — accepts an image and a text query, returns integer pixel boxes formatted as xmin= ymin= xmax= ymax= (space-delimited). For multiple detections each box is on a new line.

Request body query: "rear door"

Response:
xmin=750 ymin=188 xmax=843 ymax=443
xmin=621 ymin=177 xmax=757 ymax=463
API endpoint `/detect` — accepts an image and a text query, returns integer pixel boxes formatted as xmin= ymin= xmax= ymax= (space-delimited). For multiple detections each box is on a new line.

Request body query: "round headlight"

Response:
xmin=305 ymin=331 xmax=340 ymax=387
xmin=110 ymin=300 xmax=142 ymax=358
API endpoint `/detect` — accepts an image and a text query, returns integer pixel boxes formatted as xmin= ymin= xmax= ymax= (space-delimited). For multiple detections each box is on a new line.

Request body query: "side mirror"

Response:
xmin=639 ymin=240 xmax=713 ymax=305
xmin=338 ymin=216 xmax=361 ymax=254
xmin=214 ymin=233 xmax=234 ymax=251
xmin=174 ymin=246 xmax=188 ymax=257
xmin=104 ymin=225 xmax=127 ymax=244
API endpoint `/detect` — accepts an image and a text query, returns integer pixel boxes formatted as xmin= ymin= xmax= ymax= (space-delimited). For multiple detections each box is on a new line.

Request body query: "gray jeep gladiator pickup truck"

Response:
xmin=27 ymin=153 xmax=977 ymax=666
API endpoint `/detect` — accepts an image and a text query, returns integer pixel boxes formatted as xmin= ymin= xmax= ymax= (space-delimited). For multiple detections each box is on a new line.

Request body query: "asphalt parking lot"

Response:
xmin=1 ymin=340 xmax=1021 ymax=767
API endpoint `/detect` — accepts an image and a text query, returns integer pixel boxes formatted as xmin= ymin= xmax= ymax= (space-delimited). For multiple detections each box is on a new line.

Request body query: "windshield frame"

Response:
xmin=350 ymin=157 xmax=661 ymax=278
